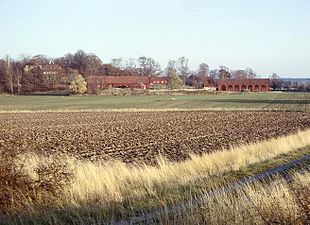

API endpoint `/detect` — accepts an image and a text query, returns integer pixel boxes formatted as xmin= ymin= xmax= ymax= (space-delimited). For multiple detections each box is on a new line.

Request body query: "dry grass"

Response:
xmin=1 ymin=129 xmax=310 ymax=224
xmin=164 ymin=172 xmax=310 ymax=225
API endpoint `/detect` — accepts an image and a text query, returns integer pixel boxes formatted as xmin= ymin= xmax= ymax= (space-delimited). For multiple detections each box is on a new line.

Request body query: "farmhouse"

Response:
xmin=87 ymin=76 xmax=169 ymax=90
xmin=218 ymin=79 xmax=270 ymax=92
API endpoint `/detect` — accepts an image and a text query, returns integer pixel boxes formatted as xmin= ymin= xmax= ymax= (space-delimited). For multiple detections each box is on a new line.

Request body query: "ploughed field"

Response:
xmin=1 ymin=111 xmax=310 ymax=164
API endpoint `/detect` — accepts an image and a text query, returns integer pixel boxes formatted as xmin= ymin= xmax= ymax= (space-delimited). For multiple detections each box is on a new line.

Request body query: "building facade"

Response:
xmin=218 ymin=79 xmax=270 ymax=92
xmin=87 ymin=76 xmax=169 ymax=90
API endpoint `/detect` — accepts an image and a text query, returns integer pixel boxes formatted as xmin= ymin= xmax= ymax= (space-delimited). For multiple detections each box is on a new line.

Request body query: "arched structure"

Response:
xmin=218 ymin=79 xmax=270 ymax=92
xmin=234 ymin=85 xmax=240 ymax=91
xmin=254 ymin=85 xmax=260 ymax=92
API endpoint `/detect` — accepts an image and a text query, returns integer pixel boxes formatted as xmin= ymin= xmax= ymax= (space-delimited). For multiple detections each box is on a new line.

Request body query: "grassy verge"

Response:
xmin=156 ymin=170 xmax=310 ymax=225
xmin=1 ymin=129 xmax=310 ymax=224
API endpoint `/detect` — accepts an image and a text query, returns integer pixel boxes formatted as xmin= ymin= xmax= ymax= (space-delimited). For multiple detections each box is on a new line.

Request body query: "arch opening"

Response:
xmin=254 ymin=85 xmax=260 ymax=92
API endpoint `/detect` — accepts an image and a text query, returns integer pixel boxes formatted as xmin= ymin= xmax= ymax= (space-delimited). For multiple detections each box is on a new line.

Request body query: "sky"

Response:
xmin=0 ymin=0 xmax=309 ymax=78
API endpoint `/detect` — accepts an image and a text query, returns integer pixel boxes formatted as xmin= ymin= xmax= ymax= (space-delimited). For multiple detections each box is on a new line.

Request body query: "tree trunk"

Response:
xmin=6 ymin=56 xmax=14 ymax=93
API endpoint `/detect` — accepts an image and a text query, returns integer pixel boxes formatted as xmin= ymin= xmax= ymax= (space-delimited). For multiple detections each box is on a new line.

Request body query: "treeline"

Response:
xmin=1 ymin=49 xmax=303 ymax=93
xmin=283 ymin=81 xmax=310 ymax=92
xmin=268 ymin=74 xmax=310 ymax=91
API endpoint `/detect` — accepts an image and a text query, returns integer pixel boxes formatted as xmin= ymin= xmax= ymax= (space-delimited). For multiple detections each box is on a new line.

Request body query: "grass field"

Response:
xmin=0 ymin=92 xmax=309 ymax=111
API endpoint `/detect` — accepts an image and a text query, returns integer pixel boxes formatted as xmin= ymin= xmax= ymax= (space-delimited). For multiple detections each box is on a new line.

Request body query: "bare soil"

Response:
xmin=1 ymin=111 xmax=310 ymax=164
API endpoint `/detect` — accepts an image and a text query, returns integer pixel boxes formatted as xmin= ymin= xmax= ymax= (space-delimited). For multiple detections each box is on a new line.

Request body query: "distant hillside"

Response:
xmin=282 ymin=78 xmax=310 ymax=83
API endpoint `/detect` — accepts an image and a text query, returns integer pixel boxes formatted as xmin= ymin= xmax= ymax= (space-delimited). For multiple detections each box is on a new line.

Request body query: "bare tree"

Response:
xmin=209 ymin=69 xmax=219 ymax=81
xmin=110 ymin=58 xmax=123 ymax=76
xmin=231 ymin=68 xmax=257 ymax=79
xmin=197 ymin=63 xmax=209 ymax=77
xmin=125 ymin=58 xmax=137 ymax=69
xmin=219 ymin=65 xmax=229 ymax=71
xmin=124 ymin=58 xmax=139 ymax=76
xmin=231 ymin=70 xmax=247 ymax=79
xmin=4 ymin=56 xmax=14 ymax=93
xmin=31 ymin=55 xmax=49 ymax=65
xmin=85 ymin=54 xmax=102 ymax=76
xmin=138 ymin=56 xmax=161 ymax=77
xmin=0 ymin=59 xmax=7 ymax=92
xmin=11 ymin=61 xmax=23 ymax=94
xmin=219 ymin=66 xmax=230 ymax=79
xmin=270 ymin=73 xmax=283 ymax=90
xmin=111 ymin=58 xmax=123 ymax=69
xmin=245 ymin=68 xmax=257 ymax=79
xmin=176 ymin=56 xmax=189 ymax=85
xmin=21 ymin=63 xmax=43 ymax=93
xmin=73 ymin=50 xmax=89 ymax=76
xmin=165 ymin=60 xmax=177 ymax=76
xmin=55 ymin=54 xmax=74 ymax=75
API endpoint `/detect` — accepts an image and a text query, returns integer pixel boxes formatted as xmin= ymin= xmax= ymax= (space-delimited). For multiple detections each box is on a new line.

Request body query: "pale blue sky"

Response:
xmin=0 ymin=0 xmax=309 ymax=77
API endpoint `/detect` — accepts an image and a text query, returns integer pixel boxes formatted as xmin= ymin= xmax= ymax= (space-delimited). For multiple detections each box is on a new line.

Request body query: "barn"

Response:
xmin=87 ymin=76 xmax=169 ymax=90
xmin=218 ymin=79 xmax=270 ymax=92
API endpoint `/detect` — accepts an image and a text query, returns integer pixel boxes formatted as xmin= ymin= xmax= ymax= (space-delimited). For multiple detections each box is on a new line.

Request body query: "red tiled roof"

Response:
xmin=149 ymin=77 xmax=169 ymax=82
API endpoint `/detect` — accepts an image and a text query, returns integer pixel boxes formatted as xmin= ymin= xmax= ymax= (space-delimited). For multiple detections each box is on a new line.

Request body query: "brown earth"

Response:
xmin=1 ymin=111 xmax=310 ymax=165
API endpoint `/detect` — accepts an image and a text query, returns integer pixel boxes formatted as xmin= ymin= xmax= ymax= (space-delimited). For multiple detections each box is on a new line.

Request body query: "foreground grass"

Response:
xmin=157 ymin=171 xmax=310 ymax=225
xmin=1 ymin=129 xmax=310 ymax=224
xmin=0 ymin=92 xmax=309 ymax=112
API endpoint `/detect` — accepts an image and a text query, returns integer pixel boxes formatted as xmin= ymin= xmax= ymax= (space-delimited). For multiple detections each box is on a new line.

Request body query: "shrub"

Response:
xmin=167 ymin=70 xmax=183 ymax=89
xmin=0 ymin=150 xmax=73 ymax=214
xmin=68 ymin=74 xmax=87 ymax=94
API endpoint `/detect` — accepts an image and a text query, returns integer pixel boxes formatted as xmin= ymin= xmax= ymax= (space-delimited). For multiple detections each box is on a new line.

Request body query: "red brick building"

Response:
xmin=87 ymin=76 xmax=169 ymax=90
xmin=218 ymin=79 xmax=270 ymax=92
xmin=202 ymin=77 xmax=216 ymax=89
xmin=149 ymin=77 xmax=169 ymax=85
